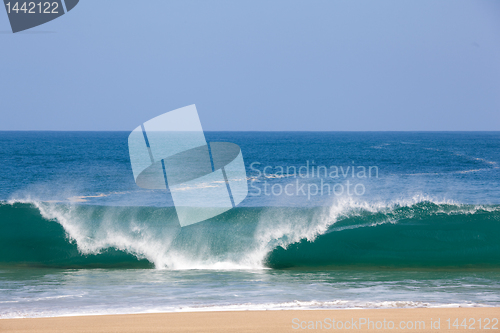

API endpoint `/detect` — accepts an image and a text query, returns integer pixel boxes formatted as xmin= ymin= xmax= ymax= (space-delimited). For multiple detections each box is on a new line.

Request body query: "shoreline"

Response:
xmin=1 ymin=307 xmax=499 ymax=333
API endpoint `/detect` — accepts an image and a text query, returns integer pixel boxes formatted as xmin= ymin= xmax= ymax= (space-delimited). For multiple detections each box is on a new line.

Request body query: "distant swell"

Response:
xmin=1 ymin=198 xmax=499 ymax=269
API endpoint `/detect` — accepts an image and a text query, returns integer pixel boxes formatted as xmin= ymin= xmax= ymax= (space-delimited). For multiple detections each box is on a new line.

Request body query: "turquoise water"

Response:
xmin=0 ymin=132 xmax=499 ymax=317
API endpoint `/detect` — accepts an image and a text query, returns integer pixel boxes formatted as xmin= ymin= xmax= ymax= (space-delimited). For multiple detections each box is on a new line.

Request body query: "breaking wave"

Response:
xmin=1 ymin=196 xmax=499 ymax=269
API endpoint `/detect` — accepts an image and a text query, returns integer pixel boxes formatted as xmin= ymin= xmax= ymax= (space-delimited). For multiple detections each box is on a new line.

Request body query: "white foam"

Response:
xmin=0 ymin=299 xmax=490 ymax=319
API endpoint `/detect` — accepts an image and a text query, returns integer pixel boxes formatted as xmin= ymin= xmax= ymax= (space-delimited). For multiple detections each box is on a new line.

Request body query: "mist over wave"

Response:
xmin=1 ymin=195 xmax=499 ymax=270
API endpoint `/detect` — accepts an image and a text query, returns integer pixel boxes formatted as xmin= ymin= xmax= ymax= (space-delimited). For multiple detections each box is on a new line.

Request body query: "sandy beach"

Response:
xmin=1 ymin=307 xmax=499 ymax=333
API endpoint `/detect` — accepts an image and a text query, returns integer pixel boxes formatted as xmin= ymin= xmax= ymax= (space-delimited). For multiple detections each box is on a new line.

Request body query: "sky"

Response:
xmin=0 ymin=0 xmax=499 ymax=131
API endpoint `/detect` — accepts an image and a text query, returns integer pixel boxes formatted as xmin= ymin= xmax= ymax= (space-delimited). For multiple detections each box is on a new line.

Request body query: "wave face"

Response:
xmin=1 ymin=198 xmax=499 ymax=269
xmin=267 ymin=201 xmax=500 ymax=268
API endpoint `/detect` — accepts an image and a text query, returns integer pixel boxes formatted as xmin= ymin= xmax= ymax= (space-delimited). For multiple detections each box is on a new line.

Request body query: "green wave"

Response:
xmin=0 ymin=201 xmax=499 ymax=269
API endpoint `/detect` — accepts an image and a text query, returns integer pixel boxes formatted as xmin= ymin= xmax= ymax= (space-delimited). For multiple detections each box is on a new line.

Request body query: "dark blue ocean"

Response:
xmin=1 ymin=131 xmax=499 ymax=317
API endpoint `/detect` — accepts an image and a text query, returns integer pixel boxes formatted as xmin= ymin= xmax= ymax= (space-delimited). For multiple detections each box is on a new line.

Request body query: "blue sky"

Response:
xmin=1 ymin=0 xmax=499 ymax=131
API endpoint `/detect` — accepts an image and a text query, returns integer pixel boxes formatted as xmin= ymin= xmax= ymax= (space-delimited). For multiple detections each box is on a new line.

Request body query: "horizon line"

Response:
xmin=0 ymin=130 xmax=499 ymax=133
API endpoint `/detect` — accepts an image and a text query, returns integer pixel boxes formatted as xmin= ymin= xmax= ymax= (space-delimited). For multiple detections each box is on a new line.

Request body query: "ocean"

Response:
xmin=0 ymin=131 xmax=499 ymax=318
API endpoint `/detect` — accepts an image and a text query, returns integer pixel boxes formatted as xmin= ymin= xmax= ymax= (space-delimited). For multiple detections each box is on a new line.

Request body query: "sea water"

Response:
xmin=0 ymin=131 xmax=499 ymax=318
